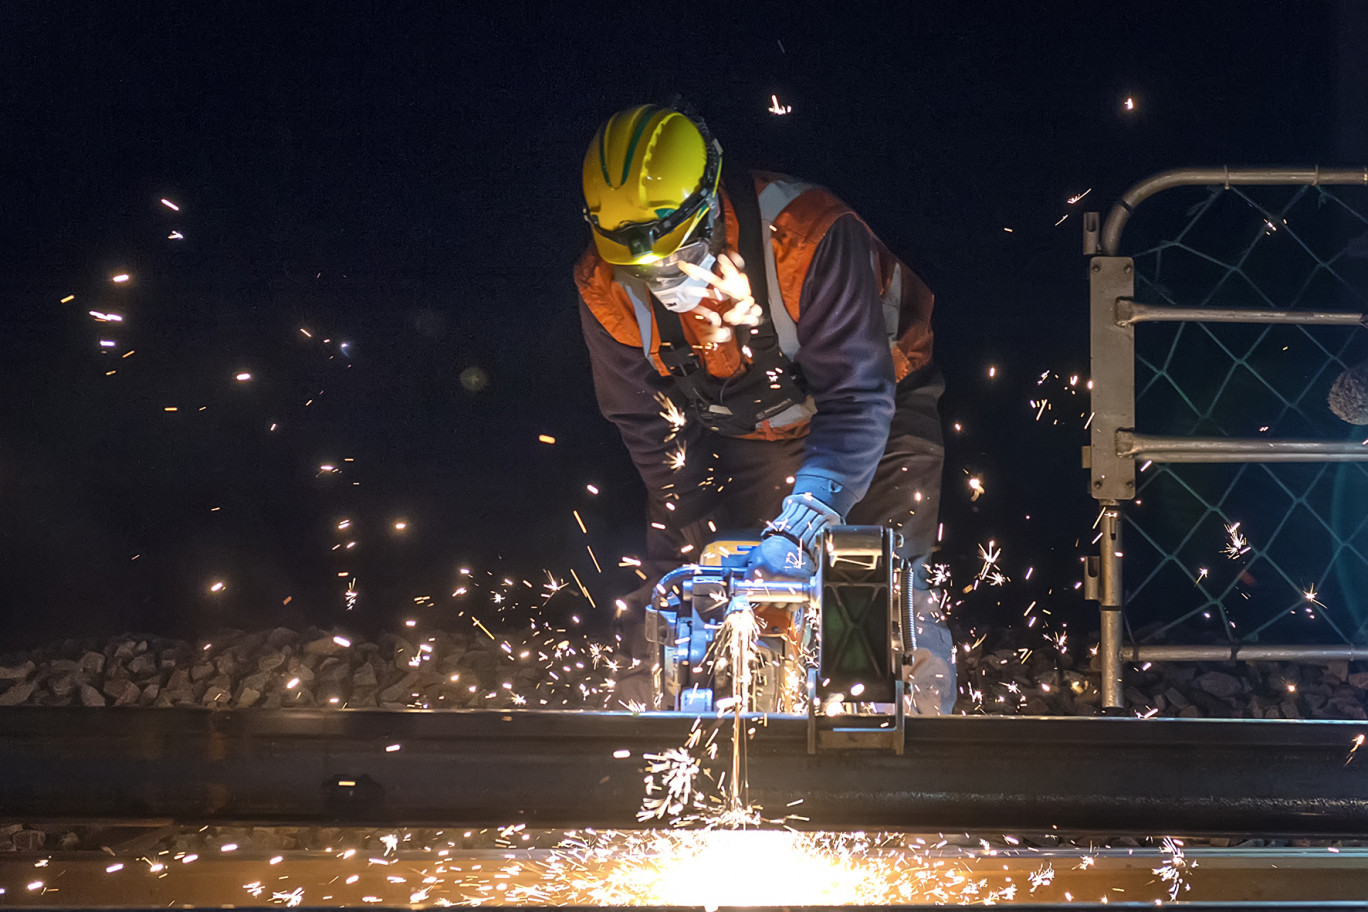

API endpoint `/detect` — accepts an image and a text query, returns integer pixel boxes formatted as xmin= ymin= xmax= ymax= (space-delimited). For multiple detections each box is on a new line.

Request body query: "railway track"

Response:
xmin=2 ymin=708 xmax=1368 ymax=907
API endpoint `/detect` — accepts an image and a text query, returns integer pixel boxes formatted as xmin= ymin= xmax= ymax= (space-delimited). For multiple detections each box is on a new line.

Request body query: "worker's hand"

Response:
xmin=678 ymin=253 xmax=762 ymax=327
xmin=744 ymin=493 xmax=842 ymax=580
xmin=743 ymin=533 xmax=814 ymax=580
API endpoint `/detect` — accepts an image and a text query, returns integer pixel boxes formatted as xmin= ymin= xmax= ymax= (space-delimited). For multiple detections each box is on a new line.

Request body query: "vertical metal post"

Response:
xmin=1087 ymin=256 xmax=1136 ymax=712
xmin=1098 ymin=503 xmax=1125 ymax=711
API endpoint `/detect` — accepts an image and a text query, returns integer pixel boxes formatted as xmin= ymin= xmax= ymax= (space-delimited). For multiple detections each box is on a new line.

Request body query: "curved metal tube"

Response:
xmin=650 ymin=565 xmax=698 ymax=610
xmin=1100 ymin=166 xmax=1368 ymax=256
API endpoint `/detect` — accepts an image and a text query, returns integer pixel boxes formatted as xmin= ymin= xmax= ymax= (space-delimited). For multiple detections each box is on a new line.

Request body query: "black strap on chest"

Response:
xmin=650 ymin=168 xmax=809 ymax=436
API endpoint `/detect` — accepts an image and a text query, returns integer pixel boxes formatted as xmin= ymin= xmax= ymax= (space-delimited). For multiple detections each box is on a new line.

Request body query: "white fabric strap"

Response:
xmin=614 ymin=269 xmax=656 ymax=362
xmin=755 ymin=180 xmax=812 ymax=361
xmin=880 ymin=257 xmax=903 ymax=337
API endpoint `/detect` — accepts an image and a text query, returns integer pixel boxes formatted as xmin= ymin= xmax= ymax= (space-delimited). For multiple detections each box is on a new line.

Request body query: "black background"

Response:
xmin=0 ymin=2 xmax=1360 ymax=645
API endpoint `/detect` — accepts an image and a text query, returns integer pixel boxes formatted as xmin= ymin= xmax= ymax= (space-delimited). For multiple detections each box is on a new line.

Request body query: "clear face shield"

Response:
xmin=619 ymin=200 xmax=720 ymax=310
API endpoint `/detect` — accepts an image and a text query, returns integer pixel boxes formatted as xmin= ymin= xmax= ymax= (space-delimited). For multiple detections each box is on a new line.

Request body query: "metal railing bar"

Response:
xmin=1118 ymin=433 xmax=1368 ymax=462
xmin=1128 ymin=644 xmax=1368 ymax=662
xmin=1117 ymin=300 xmax=1367 ymax=326
xmin=1101 ymin=166 xmax=1368 ymax=255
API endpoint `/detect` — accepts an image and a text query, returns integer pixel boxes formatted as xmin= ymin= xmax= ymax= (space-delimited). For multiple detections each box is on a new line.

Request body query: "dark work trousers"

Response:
xmin=626 ymin=366 xmax=956 ymax=714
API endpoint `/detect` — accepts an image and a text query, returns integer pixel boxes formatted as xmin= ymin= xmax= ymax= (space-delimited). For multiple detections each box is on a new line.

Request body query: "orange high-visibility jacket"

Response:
xmin=575 ymin=170 xmax=934 ymax=523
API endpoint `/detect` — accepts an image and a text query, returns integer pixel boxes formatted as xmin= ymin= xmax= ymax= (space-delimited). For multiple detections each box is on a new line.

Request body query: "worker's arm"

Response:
xmin=578 ymin=299 xmax=715 ymax=567
xmin=790 ymin=212 xmax=898 ymax=517
xmin=745 ymin=214 xmax=896 ymax=579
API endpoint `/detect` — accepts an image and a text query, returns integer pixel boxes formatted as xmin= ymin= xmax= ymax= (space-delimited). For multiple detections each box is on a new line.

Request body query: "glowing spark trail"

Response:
xmin=1348 ymin=733 xmax=1365 ymax=765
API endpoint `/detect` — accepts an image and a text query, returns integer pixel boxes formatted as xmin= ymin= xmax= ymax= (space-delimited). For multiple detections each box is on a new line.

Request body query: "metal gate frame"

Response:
xmin=1084 ymin=167 xmax=1368 ymax=711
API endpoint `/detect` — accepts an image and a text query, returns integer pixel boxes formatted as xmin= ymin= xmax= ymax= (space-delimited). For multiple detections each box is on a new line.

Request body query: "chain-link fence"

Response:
xmin=1085 ymin=169 xmax=1368 ymax=705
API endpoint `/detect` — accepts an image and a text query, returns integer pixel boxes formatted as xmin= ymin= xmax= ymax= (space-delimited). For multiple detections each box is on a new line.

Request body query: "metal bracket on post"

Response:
xmin=1089 ymin=257 xmax=1137 ymax=501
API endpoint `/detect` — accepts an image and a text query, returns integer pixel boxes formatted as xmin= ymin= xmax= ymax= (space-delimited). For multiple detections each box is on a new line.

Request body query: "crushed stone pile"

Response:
xmin=1 ymin=623 xmax=1365 ymax=720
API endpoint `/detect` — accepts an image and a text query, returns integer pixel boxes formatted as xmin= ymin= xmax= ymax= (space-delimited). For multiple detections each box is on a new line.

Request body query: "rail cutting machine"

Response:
xmin=646 ymin=525 xmax=916 ymax=753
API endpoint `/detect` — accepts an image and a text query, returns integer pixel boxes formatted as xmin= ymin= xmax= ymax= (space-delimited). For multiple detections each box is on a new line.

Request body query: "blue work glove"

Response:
xmin=745 ymin=493 xmax=843 ymax=579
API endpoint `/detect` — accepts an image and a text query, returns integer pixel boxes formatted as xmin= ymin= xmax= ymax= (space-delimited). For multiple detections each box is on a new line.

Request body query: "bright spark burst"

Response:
xmin=1028 ymin=861 xmax=1056 ymax=891
xmin=767 ymin=93 xmax=792 ymax=115
xmin=654 ymin=391 xmax=688 ymax=441
xmin=665 ymin=443 xmax=687 ymax=471
xmin=638 ymin=747 xmax=704 ymax=822
xmin=1152 ymin=836 xmax=1193 ymax=900
xmin=976 ymin=541 xmax=1004 ymax=582
xmin=925 ymin=563 xmax=953 ymax=588
xmin=493 ymin=830 xmax=1040 ymax=906
xmin=1222 ymin=521 xmax=1251 ymax=559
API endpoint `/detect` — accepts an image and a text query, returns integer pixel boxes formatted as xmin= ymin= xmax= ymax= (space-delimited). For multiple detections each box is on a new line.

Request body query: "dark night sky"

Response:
xmin=0 ymin=2 xmax=1359 ymax=644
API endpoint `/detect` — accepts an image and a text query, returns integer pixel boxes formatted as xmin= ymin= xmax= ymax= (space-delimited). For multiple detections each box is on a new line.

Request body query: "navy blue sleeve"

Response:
xmin=791 ymin=213 xmax=896 ymax=517
xmin=578 ymin=299 xmax=715 ymax=555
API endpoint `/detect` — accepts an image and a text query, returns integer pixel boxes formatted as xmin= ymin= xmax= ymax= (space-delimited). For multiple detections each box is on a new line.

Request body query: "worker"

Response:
xmin=574 ymin=103 xmax=955 ymax=714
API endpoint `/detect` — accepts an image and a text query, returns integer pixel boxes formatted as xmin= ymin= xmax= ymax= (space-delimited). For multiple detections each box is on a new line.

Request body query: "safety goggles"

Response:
xmin=619 ymin=236 xmax=715 ymax=290
xmin=587 ymin=192 xmax=715 ymax=265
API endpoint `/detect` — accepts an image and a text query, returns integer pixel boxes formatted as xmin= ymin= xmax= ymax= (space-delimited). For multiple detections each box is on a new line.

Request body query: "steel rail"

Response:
xmin=3 ymin=708 xmax=1368 ymax=836
xmin=1098 ymin=166 xmax=1368 ymax=256
xmin=4 ymin=846 xmax=1368 ymax=908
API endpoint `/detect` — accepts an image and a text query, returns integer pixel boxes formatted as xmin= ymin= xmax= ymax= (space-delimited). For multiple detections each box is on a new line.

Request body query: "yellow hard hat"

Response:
xmin=582 ymin=104 xmax=722 ymax=266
